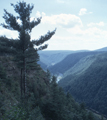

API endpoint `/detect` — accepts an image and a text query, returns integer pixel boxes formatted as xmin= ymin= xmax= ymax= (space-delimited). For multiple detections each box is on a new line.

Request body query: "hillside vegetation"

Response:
xmin=63 ymin=54 xmax=97 ymax=77
xmin=59 ymin=52 xmax=107 ymax=117
xmin=0 ymin=1 xmax=106 ymax=119
xmin=48 ymin=51 xmax=102 ymax=74
xmin=0 ymin=1 xmax=101 ymax=119
xmin=0 ymin=56 xmax=101 ymax=120
xmin=38 ymin=50 xmax=73 ymax=67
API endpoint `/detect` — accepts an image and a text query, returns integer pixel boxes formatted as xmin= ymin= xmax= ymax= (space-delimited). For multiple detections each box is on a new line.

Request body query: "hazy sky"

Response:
xmin=0 ymin=0 xmax=107 ymax=50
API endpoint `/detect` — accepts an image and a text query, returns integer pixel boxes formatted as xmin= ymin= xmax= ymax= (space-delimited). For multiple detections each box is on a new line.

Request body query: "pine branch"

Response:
xmin=32 ymin=28 xmax=56 ymax=46
xmin=37 ymin=44 xmax=48 ymax=50
xmin=29 ymin=18 xmax=41 ymax=32
xmin=1 ymin=9 xmax=21 ymax=31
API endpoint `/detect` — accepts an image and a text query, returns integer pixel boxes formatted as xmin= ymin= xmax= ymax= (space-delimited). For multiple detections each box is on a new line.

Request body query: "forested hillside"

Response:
xmin=59 ymin=52 xmax=107 ymax=117
xmin=0 ymin=1 xmax=101 ymax=120
xmin=38 ymin=61 xmax=47 ymax=70
xmin=0 ymin=55 xmax=101 ymax=120
xmin=38 ymin=50 xmax=73 ymax=67
xmin=48 ymin=51 xmax=102 ymax=74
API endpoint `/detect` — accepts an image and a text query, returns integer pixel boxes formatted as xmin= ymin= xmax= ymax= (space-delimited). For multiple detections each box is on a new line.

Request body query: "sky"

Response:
xmin=0 ymin=0 xmax=107 ymax=50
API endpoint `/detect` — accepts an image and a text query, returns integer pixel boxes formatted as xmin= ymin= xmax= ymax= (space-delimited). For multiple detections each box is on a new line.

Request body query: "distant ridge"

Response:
xmin=48 ymin=51 xmax=102 ymax=74
xmin=96 ymin=47 xmax=107 ymax=51
xmin=59 ymin=52 xmax=107 ymax=116
xmin=38 ymin=47 xmax=107 ymax=70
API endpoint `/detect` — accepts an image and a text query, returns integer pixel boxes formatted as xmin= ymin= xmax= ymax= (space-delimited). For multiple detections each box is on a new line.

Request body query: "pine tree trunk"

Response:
xmin=23 ymin=57 xmax=27 ymax=97
xmin=20 ymin=68 xmax=23 ymax=99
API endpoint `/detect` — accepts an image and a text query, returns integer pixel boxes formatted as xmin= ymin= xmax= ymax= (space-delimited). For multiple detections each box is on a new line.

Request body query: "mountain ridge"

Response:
xmin=59 ymin=52 xmax=107 ymax=116
xmin=38 ymin=47 xmax=107 ymax=71
xmin=48 ymin=51 xmax=103 ymax=74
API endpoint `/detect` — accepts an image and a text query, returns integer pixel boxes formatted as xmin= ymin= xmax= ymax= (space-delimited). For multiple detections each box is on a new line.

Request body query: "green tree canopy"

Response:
xmin=1 ymin=1 xmax=56 ymax=98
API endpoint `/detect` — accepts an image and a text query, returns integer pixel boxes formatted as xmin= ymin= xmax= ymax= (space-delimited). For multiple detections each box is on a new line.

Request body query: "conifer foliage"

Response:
xmin=1 ymin=1 xmax=56 ymax=98
xmin=0 ymin=1 xmax=101 ymax=120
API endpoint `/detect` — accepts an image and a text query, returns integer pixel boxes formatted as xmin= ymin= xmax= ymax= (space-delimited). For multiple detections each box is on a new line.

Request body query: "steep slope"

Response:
xmin=38 ymin=47 xmax=107 ymax=70
xmin=58 ymin=53 xmax=99 ymax=88
xmin=38 ymin=50 xmax=73 ymax=67
xmin=59 ymin=52 xmax=107 ymax=116
xmin=64 ymin=55 xmax=97 ymax=77
xmin=0 ymin=56 xmax=100 ymax=120
xmin=38 ymin=61 xmax=47 ymax=70
xmin=0 ymin=56 xmax=51 ymax=119
xmin=49 ymin=51 xmax=102 ymax=74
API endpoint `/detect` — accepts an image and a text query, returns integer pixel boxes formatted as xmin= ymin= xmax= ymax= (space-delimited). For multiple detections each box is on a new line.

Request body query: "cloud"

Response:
xmin=89 ymin=12 xmax=93 ymax=14
xmin=79 ymin=8 xmax=87 ymax=16
xmin=79 ymin=8 xmax=93 ymax=16
xmin=0 ymin=27 xmax=18 ymax=39
xmin=67 ymin=26 xmax=84 ymax=35
xmin=85 ymin=27 xmax=103 ymax=36
xmin=46 ymin=35 xmax=82 ymax=50
xmin=41 ymin=13 xmax=82 ymax=28
xmin=30 ymin=11 xmax=46 ymax=22
xmin=87 ymin=22 xmax=105 ymax=27
xmin=35 ymin=11 xmax=46 ymax=18
xmin=36 ymin=11 xmax=41 ymax=18
xmin=67 ymin=25 xmax=107 ymax=39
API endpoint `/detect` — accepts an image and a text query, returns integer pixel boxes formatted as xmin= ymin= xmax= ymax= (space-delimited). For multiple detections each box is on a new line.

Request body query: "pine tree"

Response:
xmin=0 ymin=36 xmax=16 ymax=55
xmin=46 ymin=69 xmax=51 ymax=82
xmin=1 ymin=1 xmax=56 ymax=98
